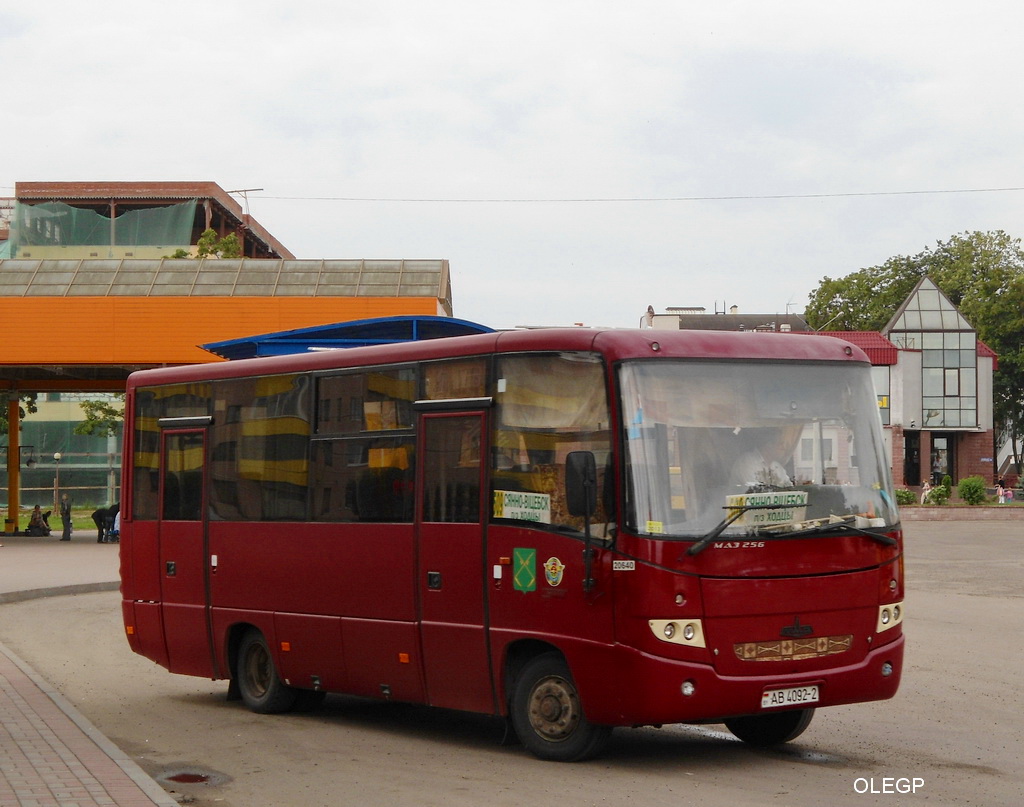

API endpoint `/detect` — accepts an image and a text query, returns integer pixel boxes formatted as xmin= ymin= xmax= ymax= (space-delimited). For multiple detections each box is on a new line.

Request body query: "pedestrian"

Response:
xmin=27 ymin=505 xmax=51 ymax=536
xmin=60 ymin=493 xmax=72 ymax=541
xmin=91 ymin=507 xmax=107 ymax=542
xmin=102 ymin=505 xmax=119 ymax=543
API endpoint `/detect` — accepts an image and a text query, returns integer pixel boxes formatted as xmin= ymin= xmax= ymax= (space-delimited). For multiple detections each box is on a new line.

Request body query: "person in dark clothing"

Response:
xmin=104 ymin=505 xmax=119 ymax=542
xmin=60 ymin=494 xmax=72 ymax=541
xmin=91 ymin=504 xmax=119 ymax=542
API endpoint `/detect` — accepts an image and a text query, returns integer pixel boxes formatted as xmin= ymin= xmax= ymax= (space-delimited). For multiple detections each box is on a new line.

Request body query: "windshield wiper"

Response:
xmin=686 ymin=510 xmax=897 ymax=556
xmin=765 ymin=516 xmax=898 ymax=546
xmin=686 ymin=504 xmax=794 ymax=556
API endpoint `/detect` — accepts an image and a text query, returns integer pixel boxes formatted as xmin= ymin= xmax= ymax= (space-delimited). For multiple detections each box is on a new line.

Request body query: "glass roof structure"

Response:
xmin=884 ymin=276 xmax=973 ymax=336
xmin=0 ymin=258 xmax=451 ymax=303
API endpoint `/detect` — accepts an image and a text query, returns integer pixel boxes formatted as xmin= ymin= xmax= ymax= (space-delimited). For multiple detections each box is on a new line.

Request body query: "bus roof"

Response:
xmin=126 ymin=328 xmax=870 ymax=389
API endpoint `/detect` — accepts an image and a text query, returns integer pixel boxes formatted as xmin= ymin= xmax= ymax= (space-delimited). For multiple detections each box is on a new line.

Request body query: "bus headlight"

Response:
xmin=649 ymin=619 xmax=706 ymax=648
xmin=876 ymin=601 xmax=905 ymax=633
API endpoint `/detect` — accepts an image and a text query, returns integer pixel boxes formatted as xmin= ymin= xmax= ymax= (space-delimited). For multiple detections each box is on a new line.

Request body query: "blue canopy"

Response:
xmin=201 ymin=315 xmax=494 ymax=360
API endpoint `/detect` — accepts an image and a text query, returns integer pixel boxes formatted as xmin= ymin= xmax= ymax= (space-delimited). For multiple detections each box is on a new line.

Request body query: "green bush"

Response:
xmin=927 ymin=484 xmax=949 ymax=506
xmin=894 ymin=488 xmax=918 ymax=506
xmin=957 ymin=475 xmax=988 ymax=505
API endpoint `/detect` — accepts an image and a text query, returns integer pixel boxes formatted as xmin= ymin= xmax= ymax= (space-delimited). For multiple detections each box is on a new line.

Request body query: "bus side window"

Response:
xmin=163 ymin=433 xmax=204 ymax=522
xmin=492 ymin=353 xmax=612 ymax=531
xmin=422 ymin=417 xmax=481 ymax=524
xmin=207 ymin=375 xmax=311 ymax=521
xmin=310 ymin=436 xmax=415 ymax=523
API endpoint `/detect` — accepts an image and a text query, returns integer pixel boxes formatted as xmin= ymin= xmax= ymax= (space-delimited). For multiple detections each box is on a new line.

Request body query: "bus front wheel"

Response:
xmin=724 ymin=708 xmax=814 ymax=747
xmin=236 ymin=629 xmax=297 ymax=714
xmin=511 ymin=653 xmax=611 ymax=762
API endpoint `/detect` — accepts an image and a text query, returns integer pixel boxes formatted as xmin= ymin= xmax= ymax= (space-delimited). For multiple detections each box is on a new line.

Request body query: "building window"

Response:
xmin=944 ymin=368 xmax=959 ymax=396
xmin=871 ymin=365 xmax=891 ymax=426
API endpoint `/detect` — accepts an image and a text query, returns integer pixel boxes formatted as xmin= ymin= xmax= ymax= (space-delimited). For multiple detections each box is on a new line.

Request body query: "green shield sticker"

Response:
xmin=513 ymin=547 xmax=536 ymax=592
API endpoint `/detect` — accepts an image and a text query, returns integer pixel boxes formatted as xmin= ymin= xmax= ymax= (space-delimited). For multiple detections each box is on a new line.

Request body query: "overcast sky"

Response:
xmin=4 ymin=2 xmax=1024 ymax=329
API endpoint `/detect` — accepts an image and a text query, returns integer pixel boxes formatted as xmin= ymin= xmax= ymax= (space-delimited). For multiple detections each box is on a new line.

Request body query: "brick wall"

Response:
xmin=888 ymin=426 xmax=905 ymax=486
xmin=902 ymin=505 xmax=1024 ymax=521
xmin=957 ymin=430 xmax=996 ymax=484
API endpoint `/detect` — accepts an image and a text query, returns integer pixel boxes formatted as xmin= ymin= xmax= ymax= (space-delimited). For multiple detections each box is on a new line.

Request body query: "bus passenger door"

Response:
xmin=417 ymin=411 xmax=494 ymax=713
xmin=158 ymin=429 xmax=215 ymax=678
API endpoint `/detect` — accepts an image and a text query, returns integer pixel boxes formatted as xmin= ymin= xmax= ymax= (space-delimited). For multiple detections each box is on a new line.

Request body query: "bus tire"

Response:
xmin=724 ymin=708 xmax=814 ymax=747
xmin=510 ymin=652 xmax=611 ymax=762
xmin=236 ymin=629 xmax=297 ymax=714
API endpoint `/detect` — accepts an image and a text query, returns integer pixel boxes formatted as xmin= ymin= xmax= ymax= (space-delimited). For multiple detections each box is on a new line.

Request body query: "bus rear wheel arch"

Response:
xmin=724 ymin=708 xmax=814 ymax=747
xmin=510 ymin=652 xmax=612 ymax=762
xmin=235 ymin=628 xmax=298 ymax=714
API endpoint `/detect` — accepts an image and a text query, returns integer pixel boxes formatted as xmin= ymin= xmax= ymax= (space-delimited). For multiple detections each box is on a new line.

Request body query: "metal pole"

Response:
xmin=53 ymin=452 xmax=61 ymax=513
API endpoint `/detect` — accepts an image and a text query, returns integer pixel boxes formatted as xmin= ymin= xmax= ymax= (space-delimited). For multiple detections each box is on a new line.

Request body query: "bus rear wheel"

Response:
xmin=236 ymin=629 xmax=297 ymax=714
xmin=511 ymin=653 xmax=611 ymax=762
xmin=724 ymin=708 xmax=814 ymax=747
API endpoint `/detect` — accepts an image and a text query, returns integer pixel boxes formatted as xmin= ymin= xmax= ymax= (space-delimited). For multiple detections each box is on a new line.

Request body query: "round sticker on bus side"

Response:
xmin=544 ymin=557 xmax=566 ymax=587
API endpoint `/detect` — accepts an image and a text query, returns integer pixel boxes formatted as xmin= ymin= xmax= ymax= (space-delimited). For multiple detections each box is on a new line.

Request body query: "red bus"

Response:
xmin=119 ymin=327 xmax=904 ymax=761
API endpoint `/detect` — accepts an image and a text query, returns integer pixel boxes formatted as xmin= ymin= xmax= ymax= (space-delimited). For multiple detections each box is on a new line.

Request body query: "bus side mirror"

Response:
xmin=565 ymin=451 xmax=597 ymax=517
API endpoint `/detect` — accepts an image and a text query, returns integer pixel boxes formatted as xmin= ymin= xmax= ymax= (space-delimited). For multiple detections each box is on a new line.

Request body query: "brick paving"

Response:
xmin=1 ymin=618 xmax=176 ymax=807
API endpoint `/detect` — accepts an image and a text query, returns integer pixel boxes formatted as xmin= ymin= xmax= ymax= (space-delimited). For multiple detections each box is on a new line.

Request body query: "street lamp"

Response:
xmin=53 ymin=452 xmax=61 ymax=512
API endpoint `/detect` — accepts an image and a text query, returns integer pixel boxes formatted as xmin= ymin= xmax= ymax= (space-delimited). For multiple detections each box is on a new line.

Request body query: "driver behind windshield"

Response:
xmin=729 ymin=426 xmax=802 ymax=491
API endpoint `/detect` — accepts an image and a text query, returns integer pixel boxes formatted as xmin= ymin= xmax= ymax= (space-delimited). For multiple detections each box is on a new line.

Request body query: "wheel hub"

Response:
xmin=528 ymin=677 xmax=580 ymax=741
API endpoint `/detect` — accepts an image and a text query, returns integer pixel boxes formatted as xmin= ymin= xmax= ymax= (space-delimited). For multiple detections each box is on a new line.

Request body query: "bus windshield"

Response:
xmin=620 ymin=358 xmax=897 ymax=540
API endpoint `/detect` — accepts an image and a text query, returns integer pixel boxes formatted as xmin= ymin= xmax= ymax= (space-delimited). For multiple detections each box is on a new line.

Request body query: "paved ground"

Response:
xmin=0 ymin=533 xmax=176 ymax=807
xmin=2 ymin=521 xmax=1021 ymax=806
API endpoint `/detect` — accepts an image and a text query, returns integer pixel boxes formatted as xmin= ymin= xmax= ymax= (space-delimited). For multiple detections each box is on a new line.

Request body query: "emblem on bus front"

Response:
xmin=544 ymin=557 xmax=566 ymax=587
xmin=780 ymin=617 xmax=814 ymax=638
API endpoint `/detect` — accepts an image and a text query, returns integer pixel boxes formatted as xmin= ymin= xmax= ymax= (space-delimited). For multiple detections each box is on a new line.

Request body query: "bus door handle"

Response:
xmin=427 ymin=571 xmax=442 ymax=590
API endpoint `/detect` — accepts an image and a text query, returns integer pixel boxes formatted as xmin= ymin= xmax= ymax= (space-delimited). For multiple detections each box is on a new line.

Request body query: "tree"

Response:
xmin=805 ymin=230 xmax=1024 ymax=475
xmin=0 ymin=393 xmax=38 ymax=436
xmin=805 ymin=254 xmax=924 ymax=332
xmin=166 ymin=228 xmax=243 ymax=260
xmin=196 ymin=228 xmax=242 ymax=259
xmin=73 ymin=395 xmax=125 ymax=438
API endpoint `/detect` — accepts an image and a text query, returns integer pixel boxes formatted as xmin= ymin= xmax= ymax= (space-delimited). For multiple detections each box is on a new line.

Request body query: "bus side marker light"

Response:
xmin=280 ymin=642 xmax=291 ymax=652
xmin=398 ymin=653 xmax=410 ymax=664
xmin=494 ymin=557 xmax=511 ymax=580
xmin=125 ymin=626 xmax=135 ymax=636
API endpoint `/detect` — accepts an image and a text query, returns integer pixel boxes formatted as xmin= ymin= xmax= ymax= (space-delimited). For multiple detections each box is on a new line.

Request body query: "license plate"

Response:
xmin=761 ymin=685 xmax=820 ymax=709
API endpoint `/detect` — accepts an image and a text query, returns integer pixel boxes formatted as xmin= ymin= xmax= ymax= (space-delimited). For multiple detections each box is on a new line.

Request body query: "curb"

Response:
xmin=0 ymin=580 xmax=120 ymax=605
